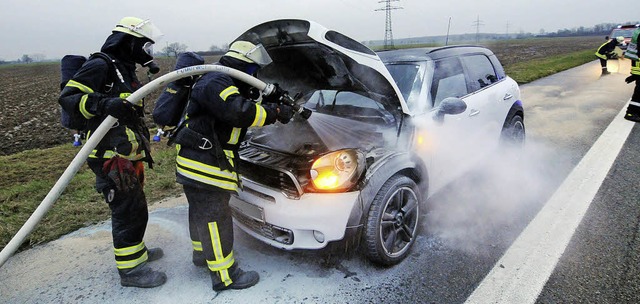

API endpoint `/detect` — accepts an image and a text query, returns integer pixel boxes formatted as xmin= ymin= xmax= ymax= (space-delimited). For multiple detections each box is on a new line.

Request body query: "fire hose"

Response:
xmin=0 ymin=64 xmax=309 ymax=267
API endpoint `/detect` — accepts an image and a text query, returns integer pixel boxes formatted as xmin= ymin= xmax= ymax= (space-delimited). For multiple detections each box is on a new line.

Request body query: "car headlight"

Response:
xmin=309 ymin=149 xmax=365 ymax=192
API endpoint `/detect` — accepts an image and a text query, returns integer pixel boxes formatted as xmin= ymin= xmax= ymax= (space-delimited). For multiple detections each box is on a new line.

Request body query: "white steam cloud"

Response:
xmin=420 ymin=137 xmax=573 ymax=255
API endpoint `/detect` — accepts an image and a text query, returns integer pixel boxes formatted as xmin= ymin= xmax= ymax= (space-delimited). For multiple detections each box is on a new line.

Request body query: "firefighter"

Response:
xmin=172 ymin=40 xmax=294 ymax=292
xmin=58 ymin=17 xmax=166 ymax=288
xmin=624 ymin=27 xmax=640 ymax=122
xmin=595 ymin=36 xmax=624 ymax=75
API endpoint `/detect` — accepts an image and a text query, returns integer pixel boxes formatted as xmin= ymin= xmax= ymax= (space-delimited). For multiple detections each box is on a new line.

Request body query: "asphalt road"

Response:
xmin=0 ymin=59 xmax=637 ymax=304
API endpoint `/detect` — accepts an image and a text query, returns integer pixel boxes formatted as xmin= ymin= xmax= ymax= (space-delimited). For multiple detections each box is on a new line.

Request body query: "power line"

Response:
xmin=472 ymin=15 xmax=484 ymax=43
xmin=375 ymin=0 xmax=403 ymax=49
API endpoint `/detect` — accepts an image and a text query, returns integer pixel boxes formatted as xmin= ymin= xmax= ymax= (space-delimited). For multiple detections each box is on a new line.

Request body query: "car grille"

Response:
xmin=231 ymin=208 xmax=293 ymax=245
xmin=238 ymin=145 xmax=310 ymax=199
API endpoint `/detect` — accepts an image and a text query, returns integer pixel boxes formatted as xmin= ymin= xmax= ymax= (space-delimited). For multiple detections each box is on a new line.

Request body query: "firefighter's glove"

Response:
xmin=98 ymin=98 xmax=138 ymax=122
xmin=625 ymin=75 xmax=638 ymax=83
xmin=276 ymin=103 xmax=295 ymax=124
xmin=262 ymin=83 xmax=287 ymax=104
xmin=102 ymin=156 xmax=139 ymax=193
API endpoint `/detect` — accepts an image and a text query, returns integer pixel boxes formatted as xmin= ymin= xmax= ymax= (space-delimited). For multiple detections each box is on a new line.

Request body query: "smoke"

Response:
xmin=302 ymin=104 xmax=571 ymax=257
xmin=418 ymin=129 xmax=573 ymax=256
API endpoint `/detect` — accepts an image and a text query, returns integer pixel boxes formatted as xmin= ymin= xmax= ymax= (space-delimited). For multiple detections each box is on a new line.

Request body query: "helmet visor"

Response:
xmin=132 ymin=19 xmax=164 ymax=43
xmin=245 ymin=44 xmax=272 ymax=67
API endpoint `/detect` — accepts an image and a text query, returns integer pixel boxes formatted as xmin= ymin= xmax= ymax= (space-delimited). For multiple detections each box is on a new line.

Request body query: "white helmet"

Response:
xmin=616 ymin=36 xmax=625 ymax=43
xmin=113 ymin=17 xmax=163 ymax=43
xmin=224 ymin=41 xmax=273 ymax=67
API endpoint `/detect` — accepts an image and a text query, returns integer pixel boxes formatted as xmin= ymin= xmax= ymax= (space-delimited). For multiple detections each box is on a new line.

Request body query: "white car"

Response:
xmin=229 ymin=19 xmax=525 ymax=265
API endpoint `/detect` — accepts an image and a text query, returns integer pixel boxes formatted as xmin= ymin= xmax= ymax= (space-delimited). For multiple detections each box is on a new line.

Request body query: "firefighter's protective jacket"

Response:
xmin=58 ymin=32 xmax=151 ymax=163
xmin=595 ymin=39 xmax=619 ymax=60
xmin=175 ymin=63 xmax=278 ymax=193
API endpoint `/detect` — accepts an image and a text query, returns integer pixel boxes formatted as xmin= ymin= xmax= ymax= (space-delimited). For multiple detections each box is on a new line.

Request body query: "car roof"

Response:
xmin=614 ymin=24 xmax=639 ymax=29
xmin=377 ymin=45 xmax=496 ymax=63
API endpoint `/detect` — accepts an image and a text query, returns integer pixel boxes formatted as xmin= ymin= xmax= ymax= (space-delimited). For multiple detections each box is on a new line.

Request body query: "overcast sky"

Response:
xmin=0 ymin=0 xmax=637 ymax=61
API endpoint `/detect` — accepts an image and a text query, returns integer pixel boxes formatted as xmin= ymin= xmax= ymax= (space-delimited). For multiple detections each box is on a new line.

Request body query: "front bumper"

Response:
xmin=230 ymin=178 xmax=361 ymax=250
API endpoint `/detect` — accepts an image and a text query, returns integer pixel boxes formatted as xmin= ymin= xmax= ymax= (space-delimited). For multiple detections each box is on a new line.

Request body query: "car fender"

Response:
xmin=502 ymin=100 xmax=524 ymax=128
xmin=346 ymin=151 xmax=428 ymax=228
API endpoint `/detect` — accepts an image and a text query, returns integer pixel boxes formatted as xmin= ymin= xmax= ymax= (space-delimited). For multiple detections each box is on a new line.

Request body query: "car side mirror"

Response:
xmin=433 ymin=97 xmax=467 ymax=123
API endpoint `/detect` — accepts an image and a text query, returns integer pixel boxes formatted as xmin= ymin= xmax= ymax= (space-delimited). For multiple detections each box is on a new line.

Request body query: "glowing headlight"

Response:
xmin=310 ymin=149 xmax=364 ymax=192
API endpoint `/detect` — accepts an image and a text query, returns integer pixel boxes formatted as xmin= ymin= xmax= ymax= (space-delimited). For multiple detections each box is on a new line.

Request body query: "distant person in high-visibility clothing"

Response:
xmin=624 ymin=28 xmax=640 ymax=122
xmin=595 ymin=36 xmax=624 ymax=75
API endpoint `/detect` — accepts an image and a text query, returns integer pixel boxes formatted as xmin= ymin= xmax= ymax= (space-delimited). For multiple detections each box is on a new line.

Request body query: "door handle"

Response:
xmin=469 ymin=109 xmax=480 ymax=117
xmin=503 ymin=93 xmax=513 ymax=100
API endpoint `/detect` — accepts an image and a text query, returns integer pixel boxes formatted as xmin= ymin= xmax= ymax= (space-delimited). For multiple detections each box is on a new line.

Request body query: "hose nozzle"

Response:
xmin=263 ymin=83 xmax=312 ymax=119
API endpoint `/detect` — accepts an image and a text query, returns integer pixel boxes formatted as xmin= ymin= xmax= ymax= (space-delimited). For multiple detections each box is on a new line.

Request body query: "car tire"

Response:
xmin=500 ymin=114 xmax=525 ymax=148
xmin=363 ymin=175 xmax=420 ymax=266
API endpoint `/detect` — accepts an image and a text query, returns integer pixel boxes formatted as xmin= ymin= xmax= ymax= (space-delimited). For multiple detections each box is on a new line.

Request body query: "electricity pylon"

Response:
xmin=375 ymin=0 xmax=403 ymax=49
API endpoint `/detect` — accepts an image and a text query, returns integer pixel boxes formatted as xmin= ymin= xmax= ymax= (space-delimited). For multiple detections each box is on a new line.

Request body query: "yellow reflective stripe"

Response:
xmin=79 ymin=94 xmax=95 ymax=119
xmin=176 ymin=155 xmax=237 ymax=181
xmin=192 ymin=240 xmax=203 ymax=251
xmin=125 ymin=127 xmax=139 ymax=158
xmin=116 ymin=252 xmax=148 ymax=269
xmin=114 ymin=242 xmax=145 ymax=256
xmin=176 ymin=166 xmax=239 ymax=192
xmin=66 ymin=80 xmax=94 ymax=93
xmin=219 ymin=86 xmax=239 ymax=101
xmin=222 ymin=150 xmax=235 ymax=168
xmin=207 ymin=253 xmax=235 ymax=271
xmin=228 ymin=128 xmax=241 ymax=145
xmin=251 ymin=104 xmax=267 ymax=127
xmin=209 ymin=222 xmax=224 ymax=261
xmin=208 ymin=222 xmax=234 ymax=285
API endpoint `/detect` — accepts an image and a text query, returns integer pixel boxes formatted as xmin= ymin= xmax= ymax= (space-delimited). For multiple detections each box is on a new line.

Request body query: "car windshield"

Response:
xmin=302 ymin=90 xmax=396 ymax=125
xmin=612 ymin=28 xmax=637 ymax=38
xmin=385 ymin=62 xmax=430 ymax=113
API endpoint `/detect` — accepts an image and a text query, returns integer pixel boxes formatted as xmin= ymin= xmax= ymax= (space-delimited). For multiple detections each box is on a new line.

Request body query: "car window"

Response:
xmin=385 ymin=63 xmax=428 ymax=113
xmin=460 ymin=54 xmax=499 ymax=92
xmin=431 ymin=57 xmax=467 ymax=107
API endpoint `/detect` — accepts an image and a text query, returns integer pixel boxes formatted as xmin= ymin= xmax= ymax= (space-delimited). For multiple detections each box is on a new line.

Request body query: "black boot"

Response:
xmin=602 ymin=67 xmax=610 ymax=75
xmin=148 ymin=247 xmax=164 ymax=262
xmin=211 ymin=264 xmax=259 ymax=291
xmin=625 ymin=112 xmax=640 ymax=122
xmin=119 ymin=263 xmax=167 ymax=288
xmin=192 ymin=250 xmax=206 ymax=267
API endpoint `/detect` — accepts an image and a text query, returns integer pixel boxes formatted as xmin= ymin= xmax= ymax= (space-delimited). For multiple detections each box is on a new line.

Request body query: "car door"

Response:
xmin=459 ymin=53 xmax=508 ymax=148
xmin=424 ymin=56 xmax=481 ymax=189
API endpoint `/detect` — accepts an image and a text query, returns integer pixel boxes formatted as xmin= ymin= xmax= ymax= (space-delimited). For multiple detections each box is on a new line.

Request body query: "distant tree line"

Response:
xmin=542 ymin=22 xmax=640 ymax=38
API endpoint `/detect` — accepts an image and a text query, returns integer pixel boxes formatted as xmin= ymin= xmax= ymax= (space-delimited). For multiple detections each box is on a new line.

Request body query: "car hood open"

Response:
xmin=233 ymin=19 xmax=408 ymax=112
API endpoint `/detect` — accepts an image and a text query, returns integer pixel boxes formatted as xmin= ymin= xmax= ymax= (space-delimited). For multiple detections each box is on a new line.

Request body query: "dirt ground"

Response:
xmin=0 ymin=36 xmax=603 ymax=156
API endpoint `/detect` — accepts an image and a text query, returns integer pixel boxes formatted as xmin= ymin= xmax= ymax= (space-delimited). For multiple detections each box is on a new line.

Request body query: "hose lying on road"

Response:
xmin=0 ymin=65 xmax=271 ymax=268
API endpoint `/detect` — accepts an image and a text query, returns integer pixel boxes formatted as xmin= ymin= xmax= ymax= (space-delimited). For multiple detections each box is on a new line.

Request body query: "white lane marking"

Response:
xmin=465 ymin=105 xmax=635 ymax=304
